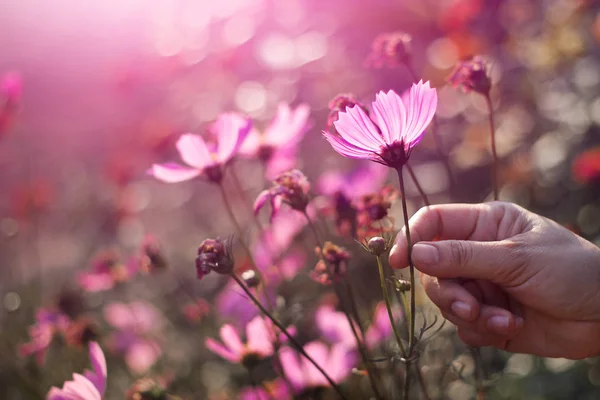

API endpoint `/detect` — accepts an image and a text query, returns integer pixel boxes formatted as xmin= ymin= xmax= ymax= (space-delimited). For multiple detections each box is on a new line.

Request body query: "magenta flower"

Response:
xmin=46 ymin=341 xmax=107 ymax=400
xmin=104 ymin=302 xmax=162 ymax=374
xmin=78 ymin=249 xmax=137 ymax=293
xmin=239 ymin=103 xmax=310 ymax=179
xmin=254 ymin=169 xmax=310 ymax=221
xmin=149 ymin=113 xmax=251 ymax=184
xmin=205 ymin=316 xmax=292 ymax=368
xmin=280 ymin=341 xmax=357 ymax=392
xmin=364 ymin=302 xmax=403 ymax=349
xmin=19 ymin=308 xmax=69 ymax=366
xmin=323 ymin=81 xmax=437 ymax=170
xmin=315 ymin=305 xmax=357 ymax=348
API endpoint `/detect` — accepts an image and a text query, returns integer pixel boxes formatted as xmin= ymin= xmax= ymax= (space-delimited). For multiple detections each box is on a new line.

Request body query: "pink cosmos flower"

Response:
xmin=20 ymin=308 xmax=69 ymax=366
xmin=46 ymin=341 xmax=107 ymax=400
xmin=149 ymin=113 xmax=252 ymax=184
xmin=205 ymin=316 xmax=292 ymax=367
xmin=78 ymin=249 xmax=138 ymax=293
xmin=323 ymin=81 xmax=437 ymax=170
xmin=280 ymin=341 xmax=357 ymax=392
xmin=239 ymin=103 xmax=310 ymax=179
xmin=104 ymin=302 xmax=162 ymax=374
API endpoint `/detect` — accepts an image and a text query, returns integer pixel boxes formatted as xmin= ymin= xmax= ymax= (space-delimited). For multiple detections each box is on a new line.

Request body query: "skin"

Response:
xmin=389 ymin=202 xmax=600 ymax=359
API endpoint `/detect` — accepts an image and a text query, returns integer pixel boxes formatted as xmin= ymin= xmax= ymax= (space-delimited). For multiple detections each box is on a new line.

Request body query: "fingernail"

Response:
xmin=412 ymin=243 xmax=439 ymax=266
xmin=451 ymin=301 xmax=472 ymax=320
xmin=487 ymin=316 xmax=510 ymax=333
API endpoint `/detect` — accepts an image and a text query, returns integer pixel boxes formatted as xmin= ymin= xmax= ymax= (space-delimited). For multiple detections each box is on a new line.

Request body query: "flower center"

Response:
xmin=379 ymin=141 xmax=408 ymax=169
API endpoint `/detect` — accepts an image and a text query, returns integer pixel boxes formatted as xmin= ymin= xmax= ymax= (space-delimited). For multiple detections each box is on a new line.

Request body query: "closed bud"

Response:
xmin=395 ymin=279 xmax=411 ymax=292
xmin=368 ymin=237 xmax=387 ymax=255
xmin=196 ymin=238 xmax=234 ymax=279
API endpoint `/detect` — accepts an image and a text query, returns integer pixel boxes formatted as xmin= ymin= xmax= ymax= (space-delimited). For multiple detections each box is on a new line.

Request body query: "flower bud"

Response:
xmin=241 ymin=269 xmax=260 ymax=288
xmin=447 ymin=56 xmax=492 ymax=95
xmin=395 ymin=279 xmax=411 ymax=292
xmin=368 ymin=237 xmax=387 ymax=255
xmin=196 ymin=238 xmax=234 ymax=279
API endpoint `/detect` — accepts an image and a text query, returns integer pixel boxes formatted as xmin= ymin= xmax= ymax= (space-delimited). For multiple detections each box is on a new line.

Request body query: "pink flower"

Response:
xmin=323 ymin=81 xmax=437 ymax=170
xmin=365 ymin=32 xmax=413 ymax=68
xmin=365 ymin=302 xmax=403 ymax=349
xmin=254 ymin=169 xmax=310 ymax=221
xmin=77 ymin=249 xmax=137 ymax=293
xmin=149 ymin=113 xmax=252 ymax=184
xmin=315 ymin=305 xmax=357 ymax=348
xmin=19 ymin=308 xmax=69 ymax=366
xmin=239 ymin=103 xmax=310 ymax=179
xmin=447 ymin=56 xmax=491 ymax=95
xmin=280 ymin=341 xmax=357 ymax=392
xmin=318 ymin=163 xmax=388 ymax=199
xmin=205 ymin=316 xmax=290 ymax=368
xmin=104 ymin=302 xmax=162 ymax=374
xmin=46 ymin=341 xmax=107 ymax=400
xmin=1 ymin=72 xmax=22 ymax=105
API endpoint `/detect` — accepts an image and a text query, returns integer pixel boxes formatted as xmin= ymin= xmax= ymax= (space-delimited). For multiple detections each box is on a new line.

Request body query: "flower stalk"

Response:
xmin=230 ymin=273 xmax=348 ymax=400
xmin=484 ymin=94 xmax=498 ymax=201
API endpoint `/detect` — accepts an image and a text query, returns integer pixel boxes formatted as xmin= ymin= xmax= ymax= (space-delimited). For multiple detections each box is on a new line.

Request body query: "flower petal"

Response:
xmin=246 ymin=317 xmax=274 ymax=357
xmin=205 ymin=338 xmax=240 ymax=362
xmin=238 ymin=127 xmax=262 ymax=157
xmin=372 ymin=89 xmax=407 ymax=144
xmin=400 ymin=80 xmax=437 ymax=150
xmin=219 ymin=324 xmax=244 ymax=357
xmin=176 ymin=133 xmax=212 ymax=169
xmin=333 ymin=104 xmax=385 ymax=150
xmin=264 ymin=103 xmax=311 ymax=148
xmin=149 ymin=163 xmax=201 ymax=183
xmin=323 ymin=131 xmax=379 ymax=160
xmin=86 ymin=342 xmax=106 ymax=395
xmin=253 ymin=190 xmax=271 ymax=215
xmin=302 ymin=341 xmax=330 ymax=387
xmin=327 ymin=343 xmax=357 ymax=383
xmin=214 ymin=113 xmax=252 ymax=163
xmin=280 ymin=347 xmax=304 ymax=390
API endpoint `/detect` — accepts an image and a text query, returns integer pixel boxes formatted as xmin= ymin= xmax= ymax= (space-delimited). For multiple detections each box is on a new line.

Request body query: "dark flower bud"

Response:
xmin=395 ymin=279 xmax=411 ymax=292
xmin=367 ymin=237 xmax=387 ymax=256
xmin=196 ymin=238 xmax=234 ymax=279
xmin=366 ymin=32 xmax=413 ymax=68
xmin=447 ymin=56 xmax=492 ymax=96
xmin=241 ymin=269 xmax=261 ymax=288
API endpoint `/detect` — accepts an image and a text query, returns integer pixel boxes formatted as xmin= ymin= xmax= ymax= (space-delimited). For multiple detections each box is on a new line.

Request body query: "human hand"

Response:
xmin=389 ymin=202 xmax=600 ymax=359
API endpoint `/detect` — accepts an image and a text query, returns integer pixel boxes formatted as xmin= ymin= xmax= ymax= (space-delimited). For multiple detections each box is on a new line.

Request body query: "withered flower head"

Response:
xmin=126 ymin=377 xmax=170 ymax=400
xmin=366 ymin=32 xmax=413 ymax=68
xmin=196 ymin=238 xmax=234 ymax=279
xmin=254 ymin=169 xmax=311 ymax=221
xmin=310 ymin=242 xmax=351 ymax=285
xmin=447 ymin=56 xmax=492 ymax=95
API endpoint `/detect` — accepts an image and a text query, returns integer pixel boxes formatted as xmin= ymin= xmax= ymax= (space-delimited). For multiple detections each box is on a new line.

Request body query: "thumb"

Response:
xmin=410 ymin=240 xmax=528 ymax=284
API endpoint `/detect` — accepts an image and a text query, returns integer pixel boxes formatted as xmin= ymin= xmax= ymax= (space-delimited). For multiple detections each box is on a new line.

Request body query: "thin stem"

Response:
xmin=406 ymin=164 xmax=430 ymax=207
xmin=375 ymin=255 xmax=406 ymax=358
xmin=484 ymin=94 xmax=499 ymax=201
xmin=303 ymin=209 xmax=323 ymax=246
xmin=403 ymin=364 xmax=411 ymax=400
xmin=231 ymin=273 xmax=348 ymax=400
xmin=229 ymin=166 xmax=265 ymax=234
xmin=335 ymin=283 xmax=385 ymax=400
xmin=396 ymin=167 xmax=416 ymax=354
xmin=218 ymin=183 xmax=274 ymax=312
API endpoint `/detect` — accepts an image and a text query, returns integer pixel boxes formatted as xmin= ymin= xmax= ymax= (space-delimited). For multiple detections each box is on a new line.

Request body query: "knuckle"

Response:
xmin=449 ymin=241 xmax=473 ymax=268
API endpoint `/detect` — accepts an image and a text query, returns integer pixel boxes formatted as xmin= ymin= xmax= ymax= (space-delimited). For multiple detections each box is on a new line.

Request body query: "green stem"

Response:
xmin=406 ymin=164 xmax=430 ymax=207
xmin=376 ymin=255 xmax=406 ymax=358
xmin=231 ymin=273 xmax=348 ymax=400
xmin=403 ymin=363 xmax=411 ymax=400
xmin=303 ymin=209 xmax=323 ymax=246
xmin=484 ymin=94 xmax=499 ymax=201
xmin=396 ymin=167 xmax=416 ymax=353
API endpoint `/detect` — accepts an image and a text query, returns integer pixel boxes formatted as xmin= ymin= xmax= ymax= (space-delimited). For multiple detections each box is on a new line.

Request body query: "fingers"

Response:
xmin=420 ymin=275 xmax=480 ymax=322
xmin=406 ymin=240 xmax=528 ymax=284
xmin=389 ymin=202 xmax=519 ymax=270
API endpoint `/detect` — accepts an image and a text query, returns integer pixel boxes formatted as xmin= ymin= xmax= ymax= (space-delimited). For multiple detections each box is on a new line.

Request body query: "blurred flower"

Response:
xmin=138 ymin=235 xmax=169 ymax=274
xmin=205 ymin=316 xmax=290 ymax=368
xmin=196 ymin=237 xmax=235 ymax=280
xmin=365 ymin=32 xmax=413 ymax=68
xmin=64 ymin=317 xmax=99 ymax=348
xmin=315 ymin=305 xmax=356 ymax=348
xmin=355 ymin=185 xmax=398 ymax=239
xmin=239 ymin=103 xmax=310 ymax=179
xmin=78 ymin=249 xmax=137 ymax=293
xmin=323 ymin=81 xmax=437 ymax=170
xmin=46 ymin=341 xmax=107 ymax=400
xmin=280 ymin=341 xmax=356 ymax=392
xmin=0 ymin=72 xmax=21 ymax=136
xmin=126 ymin=377 xmax=180 ymax=400
xmin=104 ymin=302 xmax=162 ymax=374
xmin=318 ymin=163 xmax=388 ymax=238
xmin=149 ymin=113 xmax=252 ymax=184
xmin=364 ymin=302 xmax=403 ymax=349
xmin=447 ymin=56 xmax=491 ymax=95
xmin=572 ymin=146 xmax=600 ymax=183
xmin=56 ymin=289 xmax=86 ymax=319
xmin=182 ymin=298 xmax=211 ymax=324
xmin=327 ymin=94 xmax=368 ymax=134
xmin=310 ymin=242 xmax=351 ymax=285
xmin=239 ymin=379 xmax=290 ymax=400
xmin=19 ymin=308 xmax=69 ymax=366
xmin=254 ymin=169 xmax=310 ymax=221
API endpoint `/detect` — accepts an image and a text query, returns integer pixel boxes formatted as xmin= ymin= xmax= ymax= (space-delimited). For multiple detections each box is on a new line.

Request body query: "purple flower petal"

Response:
xmin=176 ymin=133 xmax=213 ymax=169
xmin=400 ymin=80 xmax=437 ymax=150
xmin=149 ymin=163 xmax=201 ymax=183
xmin=214 ymin=112 xmax=252 ymax=163
xmin=372 ymin=89 xmax=407 ymax=144
xmin=253 ymin=190 xmax=271 ymax=215
xmin=219 ymin=324 xmax=244 ymax=356
xmin=205 ymin=337 xmax=240 ymax=362
xmin=264 ymin=103 xmax=311 ymax=148
xmin=334 ymin=104 xmax=385 ymax=150
xmin=322 ymin=131 xmax=379 ymax=160
xmin=246 ymin=317 xmax=274 ymax=357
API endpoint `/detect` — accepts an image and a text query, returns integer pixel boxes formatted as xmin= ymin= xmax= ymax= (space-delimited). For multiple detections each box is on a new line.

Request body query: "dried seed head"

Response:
xmin=395 ymin=279 xmax=411 ymax=292
xmin=196 ymin=238 xmax=234 ymax=279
